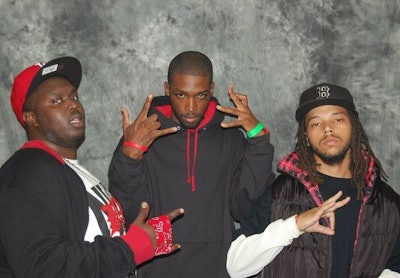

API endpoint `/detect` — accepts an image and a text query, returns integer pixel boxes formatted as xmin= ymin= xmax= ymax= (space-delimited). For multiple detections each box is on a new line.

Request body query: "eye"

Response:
xmin=197 ymin=93 xmax=207 ymax=99
xmin=309 ymin=121 xmax=320 ymax=128
xmin=176 ymin=93 xmax=185 ymax=99
xmin=51 ymin=97 xmax=62 ymax=105
xmin=71 ymin=95 xmax=79 ymax=101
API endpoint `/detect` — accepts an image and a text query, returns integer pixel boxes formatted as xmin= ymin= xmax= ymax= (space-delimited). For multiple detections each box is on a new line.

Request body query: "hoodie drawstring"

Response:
xmin=186 ymin=129 xmax=199 ymax=192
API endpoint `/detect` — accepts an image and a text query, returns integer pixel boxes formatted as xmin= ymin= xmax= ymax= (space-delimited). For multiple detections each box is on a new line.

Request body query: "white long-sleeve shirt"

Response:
xmin=226 ymin=215 xmax=400 ymax=278
xmin=226 ymin=215 xmax=301 ymax=278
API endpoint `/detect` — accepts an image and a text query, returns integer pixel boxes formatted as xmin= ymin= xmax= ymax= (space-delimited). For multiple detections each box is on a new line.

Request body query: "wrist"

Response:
xmin=122 ymin=141 xmax=148 ymax=160
xmin=247 ymin=122 xmax=266 ymax=138
xmin=123 ymin=141 xmax=148 ymax=152
xmin=122 ymin=145 xmax=144 ymax=160
xmin=121 ymin=224 xmax=155 ymax=265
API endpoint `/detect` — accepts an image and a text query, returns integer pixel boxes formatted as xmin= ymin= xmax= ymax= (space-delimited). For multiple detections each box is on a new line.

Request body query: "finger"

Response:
xmin=168 ymin=208 xmax=184 ymax=221
xmin=157 ymin=126 xmax=179 ymax=137
xmin=227 ymin=85 xmax=245 ymax=109
xmin=319 ymin=200 xmax=336 ymax=211
xmin=133 ymin=202 xmax=150 ymax=224
xmin=121 ymin=106 xmax=131 ymax=132
xmin=138 ymin=94 xmax=154 ymax=119
xmin=220 ymin=119 xmax=243 ymax=129
xmin=325 ymin=211 xmax=335 ymax=231
xmin=324 ymin=190 xmax=343 ymax=204
xmin=170 ymin=243 xmax=182 ymax=253
xmin=234 ymin=93 xmax=248 ymax=106
xmin=216 ymin=104 xmax=239 ymax=115
xmin=321 ymin=195 xmax=350 ymax=214
xmin=315 ymin=224 xmax=335 ymax=236
xmin=333 ymin=196 xmax=351 ymax=209
xmin=311 ymin=201 xmax=335 ymax=221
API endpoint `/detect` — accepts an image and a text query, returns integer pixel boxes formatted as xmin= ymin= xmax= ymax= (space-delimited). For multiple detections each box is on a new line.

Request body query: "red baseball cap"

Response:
xmin=10 ymin=56 xmax=82 ymax=126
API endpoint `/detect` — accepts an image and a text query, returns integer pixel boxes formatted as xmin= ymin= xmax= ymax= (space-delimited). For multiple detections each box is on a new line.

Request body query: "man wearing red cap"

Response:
xmin=0 ymin=56 xmax=184 ymax=277
xmin=226 ymin=83 xmax=400 ymax=277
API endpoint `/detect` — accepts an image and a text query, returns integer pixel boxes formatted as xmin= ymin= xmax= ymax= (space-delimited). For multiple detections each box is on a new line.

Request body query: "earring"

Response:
xmin=305 ymin=137 xmax=310 ymax=146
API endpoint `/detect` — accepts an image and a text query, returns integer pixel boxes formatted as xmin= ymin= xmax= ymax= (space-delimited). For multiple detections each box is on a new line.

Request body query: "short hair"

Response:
xmin=167 ymin=51 xmax=213 ymax=84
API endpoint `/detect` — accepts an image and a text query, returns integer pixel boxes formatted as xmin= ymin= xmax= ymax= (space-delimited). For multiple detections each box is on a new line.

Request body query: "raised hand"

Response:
xmin=121 ymin=94 xmax=178 ymax=159
xmin=296 ymin=191 xmax=351 ymax=235
xmin=133 ymin=202 xmax=184 ymax=254
xmin=216 ymin=84 xmax=266 ymax=137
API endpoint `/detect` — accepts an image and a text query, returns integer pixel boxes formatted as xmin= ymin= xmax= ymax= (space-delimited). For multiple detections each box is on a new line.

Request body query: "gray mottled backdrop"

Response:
xmin=1 ymin=0 xmax=399 ymax=193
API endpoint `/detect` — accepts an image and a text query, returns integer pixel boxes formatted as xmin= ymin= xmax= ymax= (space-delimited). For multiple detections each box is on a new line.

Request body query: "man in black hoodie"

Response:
xmin=108 ymin=51 xmax=275 ymax=277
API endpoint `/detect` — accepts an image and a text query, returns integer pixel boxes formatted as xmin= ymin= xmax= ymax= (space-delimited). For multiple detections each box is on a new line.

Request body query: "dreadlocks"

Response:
xmin=295 ymin=110 xmax=387 ymax=200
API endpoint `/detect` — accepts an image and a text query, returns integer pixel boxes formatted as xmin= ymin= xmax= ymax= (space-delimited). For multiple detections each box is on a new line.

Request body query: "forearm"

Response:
xmin=226 ymin=215 xmax=302 ymax=278
xmin=231 ymin=133 xmax=275 ymax=219
xmin=108 ymin=148 xmax=149 ymax=223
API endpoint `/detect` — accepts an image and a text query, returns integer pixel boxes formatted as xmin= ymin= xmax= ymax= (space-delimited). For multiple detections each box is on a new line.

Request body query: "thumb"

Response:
xmin=135 ymin=202 xmax=150 ymax=223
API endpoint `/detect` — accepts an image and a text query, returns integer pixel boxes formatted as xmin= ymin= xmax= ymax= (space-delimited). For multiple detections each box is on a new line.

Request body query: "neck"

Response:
xmin=314 ymin=154 xmax=352 ymax=179
xmin=39 ymin=140 xmax=78 ymax=159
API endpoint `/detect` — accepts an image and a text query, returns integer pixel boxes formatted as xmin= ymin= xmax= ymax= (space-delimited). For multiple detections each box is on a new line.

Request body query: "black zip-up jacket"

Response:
xmin=108 ymin=96 xmax=275 ymax=278
xmin=260 ymin=152 xmax=400 ymax=277
xmin=0 ymin=141 xmax=152 ymax=278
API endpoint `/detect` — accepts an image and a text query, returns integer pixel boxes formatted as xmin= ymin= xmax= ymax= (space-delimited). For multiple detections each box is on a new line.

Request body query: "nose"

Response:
xmin=186 ymin=97 xmax=197 ymax=112
xmin=323 ymin=123 xmax=334 ymax=134
xmin=66 ymin=98 xmax=78 ymax=111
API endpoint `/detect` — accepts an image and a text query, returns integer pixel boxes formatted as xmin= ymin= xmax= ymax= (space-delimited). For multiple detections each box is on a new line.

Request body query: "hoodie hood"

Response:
xmin=149 ymin=96 xmax=224 ymax=191
xmin=277 ymin=151 xmax=378 ymax=204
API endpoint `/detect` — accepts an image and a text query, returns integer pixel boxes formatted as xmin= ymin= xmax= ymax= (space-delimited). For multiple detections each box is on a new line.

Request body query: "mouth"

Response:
xmin=69 ymin=114 xmax=84 ymax=128
xmin=183 ymin=116 xmax=200 ymax=124
xmin=321 ymin=135 xmax=340 ymax=146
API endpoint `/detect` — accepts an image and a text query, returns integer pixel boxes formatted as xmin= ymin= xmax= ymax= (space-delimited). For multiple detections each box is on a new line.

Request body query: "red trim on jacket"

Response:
xmin=21 ymin=140 xmax=65 ymax=164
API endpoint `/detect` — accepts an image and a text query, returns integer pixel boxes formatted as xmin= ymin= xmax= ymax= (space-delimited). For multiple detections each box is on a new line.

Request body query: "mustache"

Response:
xmin=68 ymin=111 xmax=84 ymax=122
xmin=182 ymin=113 xmax=199 ymax=117
xmin=321 ymin=134 xmax=340 ymax=140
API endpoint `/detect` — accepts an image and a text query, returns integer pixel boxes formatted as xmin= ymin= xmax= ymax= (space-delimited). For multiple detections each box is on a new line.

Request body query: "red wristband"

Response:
xmin=123 ymin=141 xmax=148 ymax=152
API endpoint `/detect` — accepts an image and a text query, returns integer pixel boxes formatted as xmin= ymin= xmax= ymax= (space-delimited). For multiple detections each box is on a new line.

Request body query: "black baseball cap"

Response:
xmin=295 ymin=83 xmax=357 ymax=122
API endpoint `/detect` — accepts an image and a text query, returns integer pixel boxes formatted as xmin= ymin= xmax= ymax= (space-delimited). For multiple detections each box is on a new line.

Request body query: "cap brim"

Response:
xmin=295 ymin=98 xmax=356 ymax=122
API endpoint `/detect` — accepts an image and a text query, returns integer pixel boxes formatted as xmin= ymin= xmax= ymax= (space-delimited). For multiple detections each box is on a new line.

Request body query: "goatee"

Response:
xmin=311 ymin=146 xmax=350 ymax=166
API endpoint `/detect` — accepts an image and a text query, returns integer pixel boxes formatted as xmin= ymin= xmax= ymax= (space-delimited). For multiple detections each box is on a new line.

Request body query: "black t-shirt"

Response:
xmin=319 ymin=174 xmax=362 ymax=278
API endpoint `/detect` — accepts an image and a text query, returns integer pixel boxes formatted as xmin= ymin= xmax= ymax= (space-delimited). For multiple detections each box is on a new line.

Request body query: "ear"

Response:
xmin=164 ymin=81 xmax=170 ymax=97
xmin=305 ymin=134 xmax=310 ymax=146
xmin=23 ymin=111 xmax=39 ymax=127
xmin=210 ymin=82 xmax=215 ymax=96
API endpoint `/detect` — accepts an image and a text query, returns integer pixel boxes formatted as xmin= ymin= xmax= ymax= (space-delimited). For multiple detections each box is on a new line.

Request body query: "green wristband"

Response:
xmin=247 ymin=122 xmax=264 ymax=138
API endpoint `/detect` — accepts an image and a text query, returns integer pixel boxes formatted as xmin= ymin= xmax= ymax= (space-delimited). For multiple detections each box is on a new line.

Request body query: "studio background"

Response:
xmin=1 ymin=0 xmax=399 ymax=193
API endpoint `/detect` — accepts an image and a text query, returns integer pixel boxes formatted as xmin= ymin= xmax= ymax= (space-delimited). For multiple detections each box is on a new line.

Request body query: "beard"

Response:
xmin=178 ymin=118 xmax=202 ymax=129
xmin=45 ymin=130 xmax=86 ymax=149
xmin=171 ymin=108 xmax=204 ymax=129
xmin=311 ymin=142 xmax=351 ymax=166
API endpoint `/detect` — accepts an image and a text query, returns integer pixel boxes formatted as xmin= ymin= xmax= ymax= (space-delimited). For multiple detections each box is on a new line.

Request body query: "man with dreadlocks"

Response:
xmin=226 ymin=83 xmax=400 ymax=277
